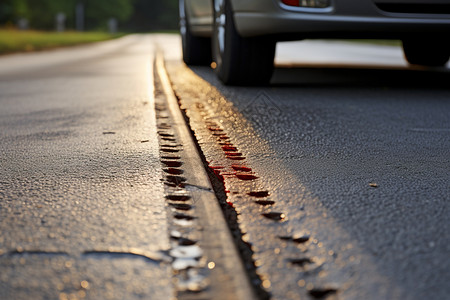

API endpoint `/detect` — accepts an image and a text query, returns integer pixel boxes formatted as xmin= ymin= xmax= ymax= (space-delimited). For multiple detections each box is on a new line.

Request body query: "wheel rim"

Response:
xmin=214 ymin=0 xmax=226 ymax=68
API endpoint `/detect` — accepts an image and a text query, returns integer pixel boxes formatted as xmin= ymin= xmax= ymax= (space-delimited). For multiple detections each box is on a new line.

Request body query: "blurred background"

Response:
xmin=0 ymin=0 xmax=179 ymax=32
xmin=0 ymin=0 xmax=179 ymax=54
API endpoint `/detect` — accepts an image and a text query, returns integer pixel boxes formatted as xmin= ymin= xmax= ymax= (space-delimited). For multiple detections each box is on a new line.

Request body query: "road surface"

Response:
xmin=1 ymin=34 xmax=449 ymax=300
xmin=167 ymin=38 xmax=450 ymax=300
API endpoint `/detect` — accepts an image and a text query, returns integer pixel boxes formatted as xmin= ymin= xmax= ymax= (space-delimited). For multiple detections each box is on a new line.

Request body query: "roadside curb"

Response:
xmin=155 ymin=53 xmax=256 ymax=300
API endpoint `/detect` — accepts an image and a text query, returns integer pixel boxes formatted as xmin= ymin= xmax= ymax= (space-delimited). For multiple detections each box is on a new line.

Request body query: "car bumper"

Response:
xmin=231 ymin=0 xmax=450 ymax=39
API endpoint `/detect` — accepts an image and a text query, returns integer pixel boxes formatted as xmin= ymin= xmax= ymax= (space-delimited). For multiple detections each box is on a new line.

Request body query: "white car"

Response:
xmin=180 ymin=0 xmax=450 ymax=85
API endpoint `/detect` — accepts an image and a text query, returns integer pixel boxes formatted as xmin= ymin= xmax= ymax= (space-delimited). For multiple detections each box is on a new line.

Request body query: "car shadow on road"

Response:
xmin=271 ymin=64 xmax=450 ymax=90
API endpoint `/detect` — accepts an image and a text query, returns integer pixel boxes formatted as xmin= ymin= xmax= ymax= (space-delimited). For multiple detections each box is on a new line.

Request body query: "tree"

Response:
xmin=84 ymin=0 xmax=133 ymax=30
xmin=124 ymin=0 xmax=179 ymax=32
xmin=0 ymin=0 xmax=134 ymax=31
xmin=26 ymin=0 xmax=77 ymax=29
xmin=0 ymin=0 xmax=30 ymax=25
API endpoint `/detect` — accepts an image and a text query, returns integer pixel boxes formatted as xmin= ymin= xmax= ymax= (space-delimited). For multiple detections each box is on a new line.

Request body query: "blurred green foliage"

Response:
xmin=0 ymin=29 xmax=123 ymax=54
xmin=0 ymin=0 xmax=179 ymax=31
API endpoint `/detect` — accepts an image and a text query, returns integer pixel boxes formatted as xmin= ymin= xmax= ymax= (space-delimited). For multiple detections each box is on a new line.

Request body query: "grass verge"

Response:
xmin=0 ymin=30 xmax=124 ymax=55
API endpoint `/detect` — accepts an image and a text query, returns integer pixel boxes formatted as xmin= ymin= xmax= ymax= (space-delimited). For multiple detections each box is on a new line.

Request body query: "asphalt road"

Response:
xmin=1 ymin=34 xmax=449 ymax=300
xmin=0 ymin=35 xmax=172 ymax=299
xmin=166 ymin=38 xmax=450 ymax=299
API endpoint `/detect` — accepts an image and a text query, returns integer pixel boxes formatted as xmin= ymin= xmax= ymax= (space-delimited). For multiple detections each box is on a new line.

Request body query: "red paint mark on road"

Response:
xmin=222 ymin=146 xmax=238 ymax=151
xmin=231 ymin=165 xmax=252 ymax=172
xmin=236 ymin=173 xmax=258 ymax=180
xmin=213 ymin=132 xmax=226 ymax=136
xmin=209 ymin=166 xmax=224 ymax=170
xmin=208 ymin=127 xmax=223 ymax=132
xmin=225 ymin=152 xmax=242 ymax=156
xmin=220 ymin=172 xmax=236 ymax=176
xmin=227 ymin=156 xmax=246 ymax=160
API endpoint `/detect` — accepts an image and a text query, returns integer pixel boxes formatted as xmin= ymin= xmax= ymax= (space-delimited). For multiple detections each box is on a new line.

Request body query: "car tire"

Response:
xmin=180 ymin=0 xmax=212 ymax=65
xmin=402 ymin=39 xmax=450 ymax=67
xmin=212 ymin=0 xmax=276 ymax=85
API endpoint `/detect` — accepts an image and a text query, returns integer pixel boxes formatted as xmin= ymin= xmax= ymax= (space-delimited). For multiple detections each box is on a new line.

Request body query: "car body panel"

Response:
xmin=374 ymin=0 xmax=449 ymax=4
xmin=184 ymin=0 xmax=450 ymax=39
xmin=182 ymin=0 xmax=213 ymax=37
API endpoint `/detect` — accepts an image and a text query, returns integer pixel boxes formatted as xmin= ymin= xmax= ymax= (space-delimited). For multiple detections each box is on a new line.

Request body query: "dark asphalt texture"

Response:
xmin=168 ymin=54 xmax=450 ymax=299
xmin=0 ymin=35 xmax=172 ymax=300
xmin=1 ymin=34 xmax=449 ymax=300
